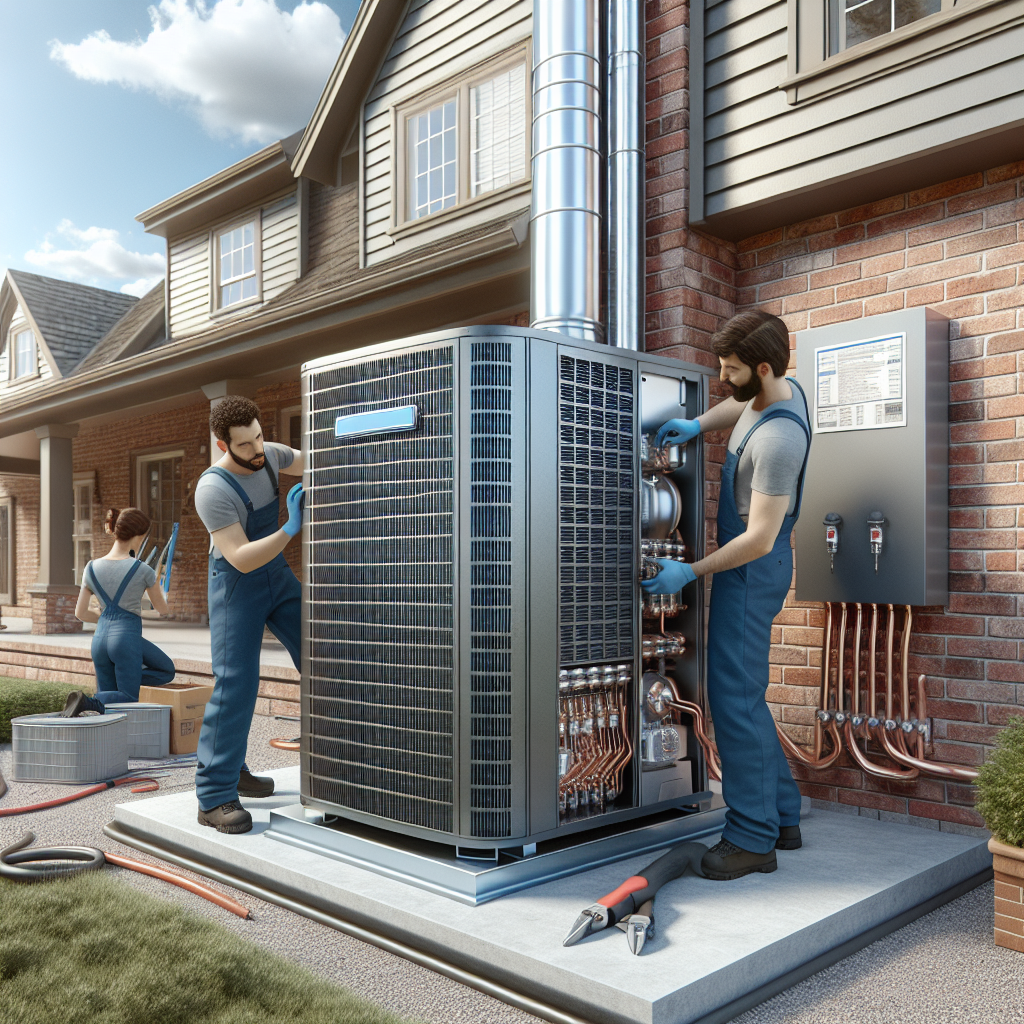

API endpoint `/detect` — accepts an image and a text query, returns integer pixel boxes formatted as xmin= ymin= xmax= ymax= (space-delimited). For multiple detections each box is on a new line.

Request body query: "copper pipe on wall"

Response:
xmin=776 ymin=718 xmax=843 ymax=770
xmin=814 ymin=602 xmax=834 ymax=759
xmin=867 ymin=603 xmax=878 ymax=717
xmin=851 ymin=603 xmax=863 ymax=716
xmin=843 ymin=719 xmax=919 ymax=780
xmin=835 ymin=602 xmax=848 ymax=714
xmin=884 ymin=604 xmax=896 ymax=721
xmin=878 ymin=723 xmax=979 ymax=781
xmin=899 ymin=605 xmax=913 ymax=724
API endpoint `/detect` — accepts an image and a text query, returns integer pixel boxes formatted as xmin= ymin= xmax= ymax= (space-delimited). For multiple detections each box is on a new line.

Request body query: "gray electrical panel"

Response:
xmin=794 ymin=308 xmax=948 ymax=607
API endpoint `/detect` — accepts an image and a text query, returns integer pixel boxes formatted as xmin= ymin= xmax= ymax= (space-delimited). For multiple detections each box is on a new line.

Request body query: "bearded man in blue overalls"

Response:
xmin=193 ymin=396 xmax=305 ymax=834
xmin=644 ymin=311 xmax=811 ymax=880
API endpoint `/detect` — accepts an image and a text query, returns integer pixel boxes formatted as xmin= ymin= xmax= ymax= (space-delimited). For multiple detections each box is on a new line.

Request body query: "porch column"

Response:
xmin=201 ymin=379 xmax=257 ymax=466
xmin=28 ymin=423 xmax=81 ymax=634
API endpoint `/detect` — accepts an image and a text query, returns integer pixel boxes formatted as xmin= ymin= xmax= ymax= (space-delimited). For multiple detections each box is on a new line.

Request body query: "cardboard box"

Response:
xmin=138 ymin=683 xmax=214 ymax=754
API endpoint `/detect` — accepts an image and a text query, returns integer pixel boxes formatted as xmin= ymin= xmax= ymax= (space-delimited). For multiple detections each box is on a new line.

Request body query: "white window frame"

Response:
xmin=390 ymin=43 xmax=531 ymax=239
xmin=72 ymin=474 xmax=94 ymax=587
xmin=782 ymin=0 xmax=1012 ymax=104
xmin=210 ymin=215 xmax=262 ymax=313
xmin=9 ymin=326 xmax=37 ymax=381
xmin=0 ymin=495 xmax=14 ymax=606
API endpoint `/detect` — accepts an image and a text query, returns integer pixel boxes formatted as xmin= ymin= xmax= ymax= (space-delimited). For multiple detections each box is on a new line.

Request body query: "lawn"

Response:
xmin=0 ymin=676 xmax=81 ymax=742
xmin=0 ymin=869 xmax=409 ymax=1024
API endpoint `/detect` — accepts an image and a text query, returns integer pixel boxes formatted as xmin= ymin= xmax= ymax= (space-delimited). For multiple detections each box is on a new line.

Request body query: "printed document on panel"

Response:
xmin=813 ymin=333 xmax=906 ymax=433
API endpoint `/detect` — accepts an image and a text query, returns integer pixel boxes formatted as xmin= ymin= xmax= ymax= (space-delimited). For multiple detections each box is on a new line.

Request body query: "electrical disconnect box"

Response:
xmin=794 ymin=307 xmax=948 ymax=607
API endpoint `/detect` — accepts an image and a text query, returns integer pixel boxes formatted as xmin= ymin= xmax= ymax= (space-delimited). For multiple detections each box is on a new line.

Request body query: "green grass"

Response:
xmin=0 ymin=870 xmax=410 ymax=1024
xmin=0 ymin=676 xmax=82 ymax=743
xmin=976 ymin=716 xmax=1024 ymax=849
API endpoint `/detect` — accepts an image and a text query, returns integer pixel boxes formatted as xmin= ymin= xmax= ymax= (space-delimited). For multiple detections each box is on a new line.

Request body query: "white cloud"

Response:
xmin=50 ymin=0 xmax=345 ymax=144
xmin=24 ymin=220 xmax=165 ymax=296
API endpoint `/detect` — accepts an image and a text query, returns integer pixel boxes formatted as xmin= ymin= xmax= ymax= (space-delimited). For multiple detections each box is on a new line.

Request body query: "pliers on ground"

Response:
xmin=563 ymin=841 xmax=707 ymax=954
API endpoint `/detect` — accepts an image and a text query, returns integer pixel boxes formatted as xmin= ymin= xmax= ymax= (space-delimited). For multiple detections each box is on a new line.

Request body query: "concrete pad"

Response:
xmin=112 ymin=766 xmax=992 ymax=1024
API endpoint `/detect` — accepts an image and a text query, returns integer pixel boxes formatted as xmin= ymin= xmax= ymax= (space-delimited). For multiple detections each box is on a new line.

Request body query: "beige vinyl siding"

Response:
xmin=260 ymin=194 xmax=300 ymax=301
xmin=167 ymin=191 xmax=300 ymax=337
xmin=699 ymin=0 xmax=1024 ymax=229
xmin=363 ymin=0 xmax=531 ymax=266
xmin=1 ymin=310 xmax=54 ymax=396
xmin=167 ymin=232 xmax=211 ymax=337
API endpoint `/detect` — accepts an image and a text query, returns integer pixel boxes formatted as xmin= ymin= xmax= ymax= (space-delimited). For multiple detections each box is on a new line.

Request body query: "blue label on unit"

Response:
xmin=335 ymin=405 xmax=419 ymax=439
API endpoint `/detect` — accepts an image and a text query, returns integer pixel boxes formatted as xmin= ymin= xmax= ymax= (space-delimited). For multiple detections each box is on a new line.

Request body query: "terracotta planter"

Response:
xmin=989 ymin=837 xmax=1024 ymax=952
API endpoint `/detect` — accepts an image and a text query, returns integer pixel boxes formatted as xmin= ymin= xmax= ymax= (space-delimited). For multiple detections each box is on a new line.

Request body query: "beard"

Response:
xmin=728 ymin=372 xmax=762 ymax=403
xmin=227 ymin=447 xmax=266 ymax=472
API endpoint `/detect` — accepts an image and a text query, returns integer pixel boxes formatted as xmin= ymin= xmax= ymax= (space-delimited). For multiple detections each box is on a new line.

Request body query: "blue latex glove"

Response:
xmin=654 ymin=418 xmax=701 ymax=449
xmin=640 ymin=558 xmax=697 ymax=594
xmin=283 ymin=482 xmax=305 ymax=537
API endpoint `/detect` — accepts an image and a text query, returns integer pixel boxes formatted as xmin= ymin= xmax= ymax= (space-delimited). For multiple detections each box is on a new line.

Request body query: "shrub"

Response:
xmin=0 ymin=677 xmax=81 ymax=743
xmin=975 ymin=716 xmax=1024 ymax=849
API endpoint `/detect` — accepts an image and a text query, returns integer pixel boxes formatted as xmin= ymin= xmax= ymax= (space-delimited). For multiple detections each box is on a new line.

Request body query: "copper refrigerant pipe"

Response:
xmin=814 ymin=602 xmax=834 ymax=759
xmin=884 ymin=604 xmax=896 ymax=721
xmin=835 ymin=602 xmax=848 ymax=715
xmin=867 ymin=603 xmax=879 ymax=718
xmin=851 ymin=603 xmax=863 ymax=716
xmin=843 ymin=719 xmax=919 ymax=780
xmin=270 ymin=737 xmax=300 ymax=751
xmin=900 ymin=605 xmax=913 ymax=726
xmin=661 ymin=680 xmax=722 ymax=782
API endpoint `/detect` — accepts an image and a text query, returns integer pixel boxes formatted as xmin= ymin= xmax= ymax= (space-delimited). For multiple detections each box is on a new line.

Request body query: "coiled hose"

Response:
xmin=1 ymin=831 xmax=251 ymax=919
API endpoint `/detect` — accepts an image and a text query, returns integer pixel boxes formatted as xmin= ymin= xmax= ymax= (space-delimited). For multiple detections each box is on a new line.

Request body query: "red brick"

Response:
xmin=947 ymin=181 xmax=1019 ymax=215
xmin=986 ymin=241 xmax=1024 ymax=270
xmin=948 ymin=225 xmax=1018 ymax=258
xmin=987 ymin=572 xmax=1024 ymax=594
xmin=915 ymin=614 xmax=984 ymax=636
xmin=907 ymin=242 xmax=943 ymax=266
xmin=837 ymin=278 xmax=887 ymax=301
xmin=907 ymin=173 xmax=984 ymax=206
xmin=759 ymin=277 xmax=809 ymax=300
xmin=785 ymin=214 xmax=839 ymax=238
xmin=987 ymin=395 xmax=1024 ymax=419
xmin=907 ymin=283 xmax=945 ymax=307
xmin=836 ymin=233 xmax=904 ymax=264
xmin=837 ymin=194 xmax=906 ymax=225
xmin=987 ymin=330 xmax=1024 ymax=354
xmin=986 ymin=160 xmax=1023 ymax=183
xmin=838 ymin=790 xmax=908 ymax=814
xmin=907 ymin=212 xmax=984 ymax=246
xmin=986 ymin=552 xmax=1017 ymax=571
xmin=948 ymin=593 xmax=1016 ymax=615
xmin=988 ymin=287 xmax=1024 ymax=313
xmin=809 ymin=302 xmax=863 ymax=327
xmin=933 ymin=296 xmax=985 ymax=320
xmin=888 ymin=255 xmax=983 ymax=290
xmin=985 ymin=508 xmax=1019 ymax=528
xmin=950 ymin=484 xmax=1024 ymax=506
xmin=949 ymin=354 xmax=1017 ymax=380
xmin=949 ymin=529 xmax=1016 ymax=550
xmin=866 ymin=203 xmax=943 ymax=238
xmin=865 ymin=293 xmax=905 ymax=315
xmin=809 ymin=264 xmax=861 ymax=289
xmin=988 ymin=662 xmax=1024 ymax=682
xmin=947 ymin=637 xmax=1018 ymax=659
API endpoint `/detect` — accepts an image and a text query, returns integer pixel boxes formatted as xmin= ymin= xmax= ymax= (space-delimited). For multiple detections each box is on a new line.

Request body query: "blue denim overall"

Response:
xmin=195 ymin=462 xmax=301 ymax=811
xmin=85 ymin=559 xmax=176 ymax=707
xmin=706 ymin=379 xmax=811 ymax=854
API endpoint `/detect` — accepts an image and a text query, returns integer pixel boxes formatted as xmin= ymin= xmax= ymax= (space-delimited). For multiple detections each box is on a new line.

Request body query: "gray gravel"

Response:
xmin=2 ymin=716 xmax=1020 ymax=1024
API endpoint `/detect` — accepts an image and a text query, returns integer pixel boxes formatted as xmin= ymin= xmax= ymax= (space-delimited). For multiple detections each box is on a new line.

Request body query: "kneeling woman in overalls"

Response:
xmin=62 ymin=507 xmax=176 ymax=716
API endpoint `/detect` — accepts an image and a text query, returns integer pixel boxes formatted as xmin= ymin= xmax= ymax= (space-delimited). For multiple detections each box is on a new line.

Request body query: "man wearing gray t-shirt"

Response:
xmin=644 ymin=311 xmax=811 ymax=882
xmin=192 ymin=396 xmax=305 ymax=834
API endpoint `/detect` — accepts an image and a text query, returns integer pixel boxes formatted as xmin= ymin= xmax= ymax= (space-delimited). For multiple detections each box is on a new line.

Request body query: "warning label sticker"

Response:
xmin=814 ymin=333 xmax=906 ymax=434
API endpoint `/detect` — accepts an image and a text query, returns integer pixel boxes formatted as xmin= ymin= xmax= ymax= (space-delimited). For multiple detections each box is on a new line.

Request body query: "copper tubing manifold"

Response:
xmin=779 ymin=602 xmax=979 ymax=782
xmin=558 ymin=665 xmax=634 ymax=814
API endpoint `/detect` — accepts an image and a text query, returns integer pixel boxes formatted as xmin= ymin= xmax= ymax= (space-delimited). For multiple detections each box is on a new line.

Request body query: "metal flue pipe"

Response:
xmin=606 ymin=0 xmax=645 ymax=350
xmin=531 ymin=0 xmax=603 ymax=343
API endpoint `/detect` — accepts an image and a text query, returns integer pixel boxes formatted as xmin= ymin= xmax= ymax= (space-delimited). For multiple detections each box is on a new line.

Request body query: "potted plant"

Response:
xmin=976 ymin=716 xmax=1024 ymax=952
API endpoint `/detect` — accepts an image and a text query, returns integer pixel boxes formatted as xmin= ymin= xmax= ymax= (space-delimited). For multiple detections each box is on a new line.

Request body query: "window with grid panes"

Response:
xmin=828 ymin=0 xmax=941 ymax=54
xmin=137 ymin=454 xmax=183 ymax=556
xmin=217 ymin=221 xmax=258 ymax=307
xmin=470 ymin=64 xmax=527 ymax=197
xmin=73 ymin=481 xmax=93 ymax=585
xmin=14 ymin=329 xmax=35 ymax=378
xmin=408 ymin=99 xmax=457 ymax=219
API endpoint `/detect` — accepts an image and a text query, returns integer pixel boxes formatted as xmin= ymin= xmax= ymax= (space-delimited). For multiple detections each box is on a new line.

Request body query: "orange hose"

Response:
xmin=269 ymin=737 xmax=300 ymax=751
xmin=102 ymin=851 xmax=251 ymax=919
xmin=0 ymin=776 xmax=160 ymax=817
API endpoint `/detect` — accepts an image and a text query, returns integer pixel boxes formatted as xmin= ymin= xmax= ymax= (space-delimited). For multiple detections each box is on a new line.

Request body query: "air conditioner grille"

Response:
xmin=468 ymin=340 xmax=514 ymax=838
xmin=557 ymin=355 xmax=635 ymax=665
xmin=305 ymin=346 xmax=455 ymax=833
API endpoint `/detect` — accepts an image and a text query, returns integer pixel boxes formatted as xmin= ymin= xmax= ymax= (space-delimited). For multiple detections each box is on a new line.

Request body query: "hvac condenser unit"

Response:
xmin=301 ymin=326 xmax=711 ymax=853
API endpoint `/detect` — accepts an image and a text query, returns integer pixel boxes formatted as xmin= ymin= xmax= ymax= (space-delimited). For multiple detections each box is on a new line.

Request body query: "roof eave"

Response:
xmin=291 ymin=0 xmax=403 ymax=186
xmin=137 ymin=133 xmax=302 ymax=239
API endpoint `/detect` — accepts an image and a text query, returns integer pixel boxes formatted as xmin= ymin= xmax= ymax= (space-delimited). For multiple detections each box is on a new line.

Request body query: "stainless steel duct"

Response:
xmin=530 ymin=0 xmax=603 ymax=344
xmin=606 ymin=0 xmax=645 ymax=351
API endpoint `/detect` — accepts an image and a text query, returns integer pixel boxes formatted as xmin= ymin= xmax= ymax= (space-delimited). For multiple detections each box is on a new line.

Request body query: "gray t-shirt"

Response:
xmin=727 ymin=381 xmax=809 ymax=519
xmin=82 ymin=558 xmax=158 ymax=613
xmin=194 ymin=442 xmax=295 ymax=558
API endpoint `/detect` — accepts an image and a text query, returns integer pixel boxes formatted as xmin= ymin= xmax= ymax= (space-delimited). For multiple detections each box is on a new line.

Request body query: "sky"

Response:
xmin=0 ymin=0 xmax=361 ymax=298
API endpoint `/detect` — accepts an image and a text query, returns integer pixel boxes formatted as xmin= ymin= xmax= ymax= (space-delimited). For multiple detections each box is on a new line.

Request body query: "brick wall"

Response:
xmin=0 ymin=473 xmax=40 ymax=615
xmin=73 ymin=380 xmax=302 ymax=621
xmin=644 ymin=0 xmax=1021 ymax=833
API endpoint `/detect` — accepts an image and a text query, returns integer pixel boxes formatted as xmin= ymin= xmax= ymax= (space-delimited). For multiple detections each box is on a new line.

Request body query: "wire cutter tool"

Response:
xmin=563 ymin=841 xmax=707 ymax=954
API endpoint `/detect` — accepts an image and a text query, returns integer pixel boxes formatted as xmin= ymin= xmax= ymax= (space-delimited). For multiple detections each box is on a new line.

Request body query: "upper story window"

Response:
xmin=216 ymin=220 xmax=260 ymax=308
xmin=395 ymin=47 xmax=530 ymax=231
xmin=828 ymin=0 xmax=941 ymax=54
xmin=11 ymin=328 xmax=36 ymax=379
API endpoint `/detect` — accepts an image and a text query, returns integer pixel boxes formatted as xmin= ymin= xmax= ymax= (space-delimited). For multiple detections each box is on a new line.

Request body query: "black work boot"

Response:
xmin=701 ymin=838 xmax=777 ymax=880
xmin=238 ymin=768 xmax=275 ymax=798
xmin=197 ymin=800 xmax=253 ymax=834
xmin=60 ymin=691 xmax=105 ymax=717
xmin=776 ymin=825 xmax=802 ymax=850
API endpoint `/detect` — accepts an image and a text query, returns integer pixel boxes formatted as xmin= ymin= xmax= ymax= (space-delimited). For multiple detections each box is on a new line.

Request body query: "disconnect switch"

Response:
xmin=867 ymin=512 xmax=886 ymax=574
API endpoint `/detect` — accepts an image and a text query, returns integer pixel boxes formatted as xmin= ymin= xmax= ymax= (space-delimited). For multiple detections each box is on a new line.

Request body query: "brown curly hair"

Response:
xmin=104 ymin=507 xmax=151 ymax=542
xmin=210 ymin=396 xmax=262 ymax=443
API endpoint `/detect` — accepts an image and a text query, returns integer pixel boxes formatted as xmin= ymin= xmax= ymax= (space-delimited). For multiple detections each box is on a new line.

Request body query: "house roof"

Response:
xmin=136 ymin=130 xmax=303 ymax=239
xmin=291 ymin=0 xmax=402 ymax=185
xmin=74 ymin=281 xmax=166 ymax=374
xmin=4 ymin=270 xmax=139 ymax=377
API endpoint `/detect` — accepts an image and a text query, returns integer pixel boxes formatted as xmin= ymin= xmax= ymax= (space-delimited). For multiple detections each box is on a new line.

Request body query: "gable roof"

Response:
xmin=291 ymin=0 xmax=404 ymax=185
xmin=3 ymin=270 xmax=139 ymax=377
xmin=74 ymin=280 xmax=166 ymax=374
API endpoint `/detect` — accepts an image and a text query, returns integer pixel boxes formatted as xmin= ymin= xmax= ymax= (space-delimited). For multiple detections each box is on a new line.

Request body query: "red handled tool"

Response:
xmin=563 ymin=841 xmax=707 ymax=954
